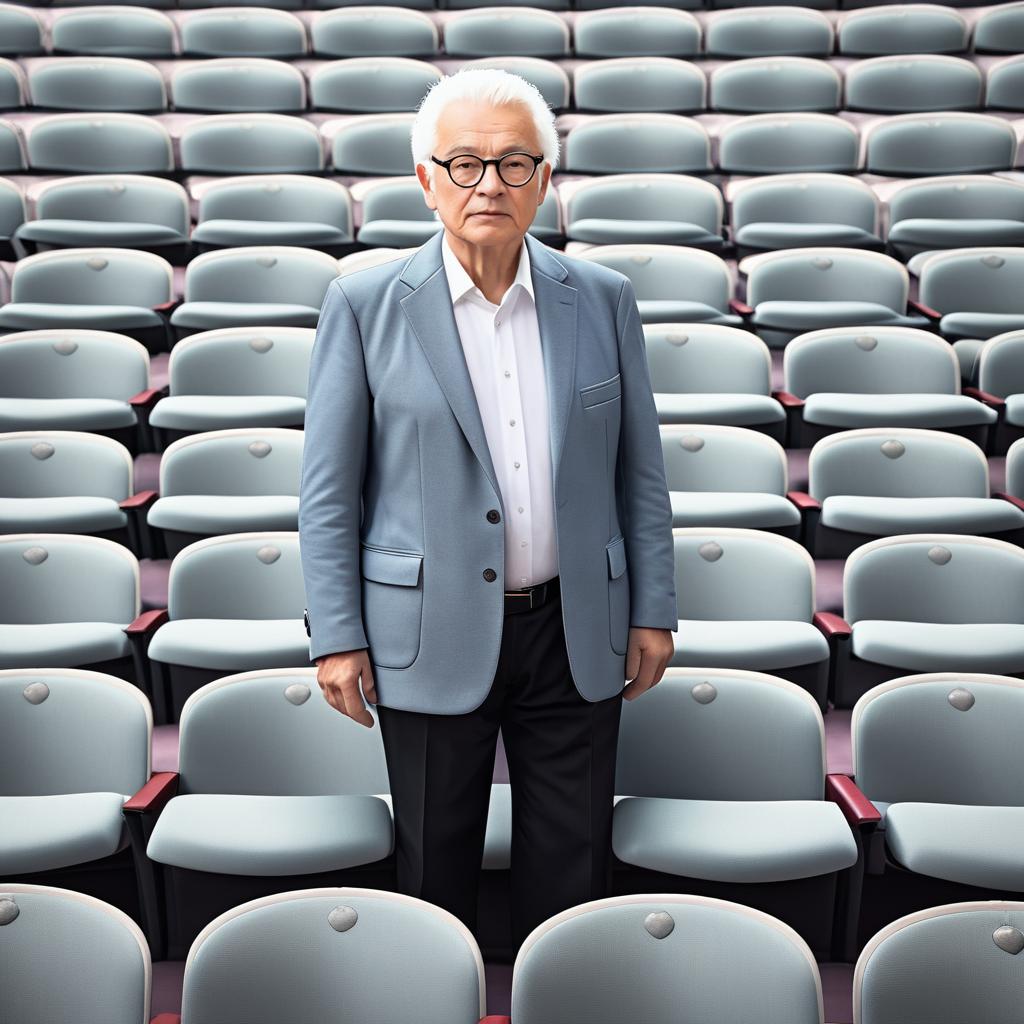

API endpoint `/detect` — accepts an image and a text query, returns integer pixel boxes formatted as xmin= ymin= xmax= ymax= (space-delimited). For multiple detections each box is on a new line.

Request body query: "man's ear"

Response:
xmin=536 ymin=162 xmax=552 ymax=207
xmin=415 ymin=163 xmax=438 ymax=212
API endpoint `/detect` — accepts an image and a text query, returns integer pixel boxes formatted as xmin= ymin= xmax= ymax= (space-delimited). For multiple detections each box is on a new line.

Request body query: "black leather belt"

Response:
xmin=504 ymin=575 xmax=560 ymax=615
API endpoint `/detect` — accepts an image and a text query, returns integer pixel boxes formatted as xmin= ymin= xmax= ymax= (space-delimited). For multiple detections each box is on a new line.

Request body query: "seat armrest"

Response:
xmin=786 ymin=490 xmax=820 ymax=511
xmin=150 ymin=1015 xmax=181 ymax=1024
xmin=125 ymin=608 xmax=169 ymax=636
xmin=129 ymin=387 xmax=167 ymax=409
xmin=120 ymin=489 xmax=159 ymax=511
xmin=152 ymin=300 xmax=179 ymax=313
xmin=728 ymin=297 xmax=753 ymax=317
xmin=907 ymin=298 xmax=941 ymax=321
xmin=124 ymin=771 xmax=179 ymax=815
xmin=827 ymin=774 xmax=881 ymax=830
xmin=963 ymin=386 xmax=1005 ymax=409
xmin=813 ymin=611 xmax=851 ymax=639
xmin=772 ymin=390 xmax=804 ymax=408
xmin=480 ymin=1017 xmax=512 ymax=1023
xmin=994 ymin=491 xmax=1024 ymax=512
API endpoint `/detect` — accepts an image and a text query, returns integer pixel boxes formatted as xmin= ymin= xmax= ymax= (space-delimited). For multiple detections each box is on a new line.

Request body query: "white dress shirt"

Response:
xmin=441 ymin=231 xmax=558 ymax=590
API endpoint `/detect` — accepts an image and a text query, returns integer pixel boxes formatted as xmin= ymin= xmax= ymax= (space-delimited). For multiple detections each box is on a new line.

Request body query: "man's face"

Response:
xmin=416 ymin=98 xmax=552 ymax=248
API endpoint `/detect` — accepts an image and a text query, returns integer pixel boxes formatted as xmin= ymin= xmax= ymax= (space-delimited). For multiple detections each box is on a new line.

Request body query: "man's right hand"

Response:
xmin=315 ymin=650 xmax=378 ymax=728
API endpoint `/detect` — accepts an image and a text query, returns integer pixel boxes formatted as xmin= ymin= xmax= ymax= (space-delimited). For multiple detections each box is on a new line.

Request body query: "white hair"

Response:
xmin=410 ymin=67 xmax=560 ymax=183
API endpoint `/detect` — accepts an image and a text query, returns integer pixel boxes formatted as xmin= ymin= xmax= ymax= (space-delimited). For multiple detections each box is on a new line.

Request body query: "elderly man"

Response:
xmin=299 ymin=68 xmax=676 ymax=954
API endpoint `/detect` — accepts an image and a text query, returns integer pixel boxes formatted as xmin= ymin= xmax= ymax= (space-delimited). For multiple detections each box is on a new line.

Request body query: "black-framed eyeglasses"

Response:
xmin=431 ymin=152 xmax=544 ymax=188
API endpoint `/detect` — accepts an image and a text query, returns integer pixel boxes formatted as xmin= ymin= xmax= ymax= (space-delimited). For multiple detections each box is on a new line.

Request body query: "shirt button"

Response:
xmin=521 ymin=540 xmax=527 ymax=547
xmin=504 ymin=370 xmax=511 ymax=378
xmin=509 ymin=418 xmax=516 ymax=426
xmin=514 ymin=461 xmax=520 ymax=469
xmin=518 ymin=506 xmax=524 ymax=513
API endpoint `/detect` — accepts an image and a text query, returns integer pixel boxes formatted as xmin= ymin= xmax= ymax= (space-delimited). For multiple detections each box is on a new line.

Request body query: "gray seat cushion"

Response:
xmin=356 ymin=220 xmax=442 ymax=247
xmin=670 ymin=491 xmax=801 ymax=529
xmin=0 ymin=398 xmax=137 ymax=431
xmin=568 ymin=219 xmax=721 ymax=246
xmin=0 ymin=496 xmax=127 ymax=533
xmin=148 ymin=495 xmax=299 ymax=533
xmin=821 ymin=496 xmax=1024 ymax=536
xmin=0 ymin=622 xmax=132 ymax=668
xmin=736 ymin=223 xmax=881 ymax=250
xmin=146 ymin=793 xmax=393 ymax=875
xmin=147 ymin=618 xmax=310 ymax=670
xmin=802 ymin=393 xmax=997 ymax=428
xmin=149 ymin=395 xmax=306 ymax=430
xmin=752 ymin=300 xmax=924 ymax=331
xmin=169 ymin=302 xmax=320 ymax=330
xmin=0 ymin=793 xmax=130 ymax=874
xmin=613 ymin=796 xmax=857 ymax=883
xmin=1005 ymin=393 xmax=1024 ymax=427
xmin=885 ymin=802 xmax=1024 ymax=890
xmin=637 ymin=300 xmax=740 ymax=325
xmin=940 ymin=312 xmax=1024 ymax=341
xmin=888 ymin=218 xmax=1024 ymax=249
xmin=654 ymin=393 xmax=785 ymax=426
xmin=17 ymin=220 xmax=188 ymax=247
xmin=672 ymin=619 xmax=829 ymax=670
xmin=852 ymin=621 xmax=1024 ymax=673
xmin=192 ymin=220 xmax=351 ymax=247
xmin=0 ymin=303 xmax=164 ymax=330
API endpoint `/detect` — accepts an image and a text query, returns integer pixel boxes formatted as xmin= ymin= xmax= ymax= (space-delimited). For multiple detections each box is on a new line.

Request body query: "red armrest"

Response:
xmin=827 ymin=774 xmax=881 ymax=829
xmin=813 ymin=611 xmax=852 ymax=639
xmin=480 ymin=1017 xmax=512 ymax=1023
xmin=152 ymin=300 xmax=178 ymax=312
xmin=125 ymin=608 xmax=169 ymax=636
xmin=124 ymin=771 xmax=179 ymax=815
xmin=963 ymin=386 xmax=1006 ymax=409
xmin=995 ymin=491 xmax=1024 ymax=512
xmin=729 ymin=297 xmax=754 ymax=316
xmin=786 ymin=490 xmax=821 ymax=511
xmin=119 ymin=489 xmax=159 ymax=511
xmin=129 ymin=388 xmax=167 ymax=409
xmin=908 ymin=298 xmax=941 ymax=320
xmin=150 ymin=1014 xmax=181 ymax=1024
xmin=772 ymin=390 xmax=805 ymax=408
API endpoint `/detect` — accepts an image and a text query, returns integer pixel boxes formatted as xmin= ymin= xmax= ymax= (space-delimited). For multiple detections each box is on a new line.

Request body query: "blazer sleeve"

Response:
xmin=614 ymin=275 xmax=679 ymax=632
xmin=298 ymin=277 xmax=370 ymax=661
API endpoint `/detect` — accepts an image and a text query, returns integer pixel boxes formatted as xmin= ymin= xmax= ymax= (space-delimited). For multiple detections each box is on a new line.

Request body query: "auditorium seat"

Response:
xmin=0 ymin=2 xmax=44 ymax=57
xmin=148 ymin=427 xmax=303 ymax=556
xmin=562 ymin=173 xmax=723 ymax=247
xmin=337 ymin=244 xmax=418 ymax=276
xmin=575 ymin=244 xmax=740 ymax=324
xmin=170 ymin=57 xmax=307 ymax=113
xmin=738 ymin=247 xmax=927 ymax=347
xmin=27 ymin=57 xmax=168 ymax=113
xmin=168 ymin=245 xmax=337 ymax=338
xmin=311 ymin=7 xmax=438 ymax=58
xmin=884 ymin=176 xmax=1024 ymax=261
xmin=985 ymin=54 xmax=1024 ymax=112
xmin=0 ymin=431 xmax=144 ymax=550
xmin=612 ymin=667 xmax=861 ymax=957
xmin=643 ymin=323 xmax=787 ymax=441
xmin=174 ymin=888 xmax=490 ymax=1022
xmin=50 ymin=6 xmax=177 ymax=59
xmin=660 ymin=424 xmax=804 ymax=536
xmin=781 ymin=326 xmax=997 ymax=448
xmin=0 ymin=329 xmax=152 ymax=452
xmin=25 ymin=112 xmax=174 ymax=174
xmin=179 ymin=8 xmax=307 ymax=59
xmin=837 ymin=4 xmax=969 ymax=56
xmin=854 ymin=901 xmax=1024 ymax=1022
xmin=0 ymin=533 xmax=142 ymax=682
xmin=308 ymin=56 xmax=441 ymax=112
xmin=462 ymin=56 xmax=570 ymax=111
xmin=15 ymin=175 xmax=190 ymax=255
xmin=704 ymin=7 xmax=834 ymax=58
xmin=669 ymin=527 xmax=834 ymax=709
xmin=709 ymin=56 xmax=841 ymax=113
xmin=834 ymin=533 xmax=1024 ymax=707
xmin=191 ymin=175 xmax=354 ymax=250
xmin=329 ymin=112 xmax=416 ymax=174
xmin=148 ymin=326 xmax=313 ymax=451
xmin=0 ymin=58 xmax=24 ymax=110
xmin=510 ymin=893 xmax=824 ymax=1023
xmin=572 ymin=57 xmax=705 ymax=114
xmin=974 ymin=328 xmax=1024 ymax=455
xmin=973 ymin=1 xmax=1024 ymax=54
xmin=354 ymin=176 xmax=441 ymax=247
xmin=843 ymin=54 xmax=982 ymax=113
xmin=144 ymin=668 xmax=394 ymax=956
xmin=144 ymin=531 xmax=309 ymax=720
xmin=729 ymin=174 xmax=882 ymax=255
xmin=180 ymin=113 xmax=325 ymax=175
xmin=0 ymin=883 xmax=155 ymax=1023
xmin=915 ymin=246 xmax=1024 ymax=341
xmin=863 ymin=112 xmax=1018 ymax=176
xmin=719 ymin=113 xmax=860 ymax=175
xmin=0 ymin=176 xmax=25 ymax=259
xmin=805 ymin=427 xmax=1024 ymax=557
xmin=563 ymin=113 xmax=712 ymax=174
xmin=853 ymin=673 xmax=1024 ymax=893
xmin=572 ymin=7 xmax=702 ymax=58
xmin=441 ymin=8 xmax=569 ymax=58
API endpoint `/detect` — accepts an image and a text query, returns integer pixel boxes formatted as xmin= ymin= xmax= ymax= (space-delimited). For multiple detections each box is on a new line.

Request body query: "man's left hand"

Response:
xmin=622 ymin=627 xmax=674 ymax=701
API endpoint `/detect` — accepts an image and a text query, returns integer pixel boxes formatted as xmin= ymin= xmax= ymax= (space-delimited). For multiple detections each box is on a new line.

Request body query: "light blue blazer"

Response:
xmin=299 ymin=229 xmax=678 ymax=715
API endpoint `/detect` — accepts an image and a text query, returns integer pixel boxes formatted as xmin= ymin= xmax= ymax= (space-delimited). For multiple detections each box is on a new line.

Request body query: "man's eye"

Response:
xmin=453 ymin=160 xmax=477 ymax=170
xmin=504 ymin=159 xmax=526 ymax=168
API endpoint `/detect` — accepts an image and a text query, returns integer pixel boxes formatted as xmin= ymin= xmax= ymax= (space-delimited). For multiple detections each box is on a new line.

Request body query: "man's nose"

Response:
xmin=475 ymin=162 xmax=506 ymax=195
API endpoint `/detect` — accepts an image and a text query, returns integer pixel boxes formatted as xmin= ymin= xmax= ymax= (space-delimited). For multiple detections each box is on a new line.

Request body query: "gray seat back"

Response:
xmin=10 ymin=249 xmax=172 ymax=306
xmin=35 ymin=176 xmax=188 ymax=234
xmin=574 ymin=57 xmax=705 ymax=114
xmin=844 ymin=55 xmax=981 ymax=113
xmin=865 ymin=113 xmax=1017 ymax=175
xmin=643 ymin=323 xmax=771 ymax=394
xmin=198 ymin=175 xmax=352 ymax=233
xmin=564 ymin=114 xmax=711 ymax=174
xmin=172 ymin=58 xmax=306 ymax=113
xmin=183 ymin=246 xmax=338 ymax=307
xmin=732 ymin=174 xmax=877 ymax=232
xmin=577 ymin=244 xmax=730 ymax=307
xmin=719 ymin=114 xmax=859 ymax=174
xmin=27 ymin=113 xmax=174 ymax=173
xmin=918 ymin=247 xmax=1024 ymax=315
xmin=566 ymin=174 xmax=721 ymax=233
xmin=180 ymin=113 xmax=324 ymax=174
xmin=662 ymin=424 xmax=787 ymax=494
xmin=711 ymin=57 xmax=840 ymax=114
xmin=0 ymin=431 xmax=133 ymax=499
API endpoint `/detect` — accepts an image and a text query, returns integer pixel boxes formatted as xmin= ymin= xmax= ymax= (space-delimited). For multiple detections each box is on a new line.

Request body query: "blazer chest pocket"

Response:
xmin=359 ymin=543 xmax=424 ymax=669
xmin=580 ymin=373 xmax=621 ymax=409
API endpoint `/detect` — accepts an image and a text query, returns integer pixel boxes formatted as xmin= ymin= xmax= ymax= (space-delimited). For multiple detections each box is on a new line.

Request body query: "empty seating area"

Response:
xmin=3 ymin=0 xmax=1024 ymax=1021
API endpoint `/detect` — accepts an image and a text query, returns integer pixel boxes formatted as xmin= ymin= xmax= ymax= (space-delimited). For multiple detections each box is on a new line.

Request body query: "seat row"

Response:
xmin=3 ymin=3 xmax=1023 ymax=60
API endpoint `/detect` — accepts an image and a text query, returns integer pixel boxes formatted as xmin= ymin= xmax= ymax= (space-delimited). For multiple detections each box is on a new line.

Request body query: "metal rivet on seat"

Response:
xmin=947 ymin=687 xmax=975 ymax=711
xmin=256 ymin=545 xmax=280 ymax=564
xmin=257 ymin=255 xmax=277 ymax=268
xmin=30 ymin=442 xmax=55 ymax=460
xmin=109 ymin=182 xmax=126 ymax=194
xmin=981 ymin=254 xmax=1005 ymax=268
xmin=993 ymin=925 xmax=1024 ymax=955
xmin=239 ymin=122 xmax=254 ymax=131
xmin=0 ymin=897 xmax=19 ymax=926
xmin=679 ymin=434 xmax=704 ymax=452
xmin=691 ymin=681 xmax=717 ymax=704
xmin=698 ymin=541 xmax=723 ymax=562
xmin=928 ymin=545 xmax=952 ymax=565
xmin=86 ymin=256 xmax=108 ymax=271
xmin=328 ymin=905 xmax=358 ymax=932
xmin=880 ymin=440 xmax=905 ymax=459
xmin=284 ymin=682 xmax=310 ymax=705
xmin=23 ymin=681 xmax=49 ymax=705
xmin=644 ymin=911 xmax=675 ymax=939
xmin=52 ymin=338 xmax=79 ymax=355
xmin=248 ymin=441 xmax=272 ymax=458
xmin=262 ymin=182 xmax=282 ymax=193
xmin=854 ymin=334 xmax=877 ymax=351
xmin=664 ymin=332 xmax=688 ymax=346
xmin=22 ymin=546 xmax=47 ymax=565
xmin=629 ymin=254 xmax=652 ymax=265
xmin=249 ymin=336 xmax=274 ymax=353
xmin=811 ymin=256 xmax=832 ymax=270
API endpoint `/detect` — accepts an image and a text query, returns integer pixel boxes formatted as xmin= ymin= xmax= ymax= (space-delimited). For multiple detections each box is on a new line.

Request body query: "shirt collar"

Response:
xmin=441 ymin=231 xmax=535 ymax=309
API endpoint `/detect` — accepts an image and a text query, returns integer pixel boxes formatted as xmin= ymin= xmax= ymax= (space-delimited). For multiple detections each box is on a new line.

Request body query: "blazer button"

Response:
xmin=486 ymin=509 xmax=501 ymax=523
xmin=483 ymin=568 xmax=497 ymax=582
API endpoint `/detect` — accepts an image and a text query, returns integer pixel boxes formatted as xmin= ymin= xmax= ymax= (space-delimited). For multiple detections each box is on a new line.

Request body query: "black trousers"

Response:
xmin=376 ymin=580 xmax=624 ymax=954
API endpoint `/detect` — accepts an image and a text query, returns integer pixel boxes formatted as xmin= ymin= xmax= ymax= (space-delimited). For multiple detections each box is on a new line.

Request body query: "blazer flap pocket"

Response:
xmin=360 ymin=544 xmax=423 ymax=586
xmin=606 ymin=534 xmax=627 ymax=579
xmin=580 ymin=373 xmax=621 ymax=409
